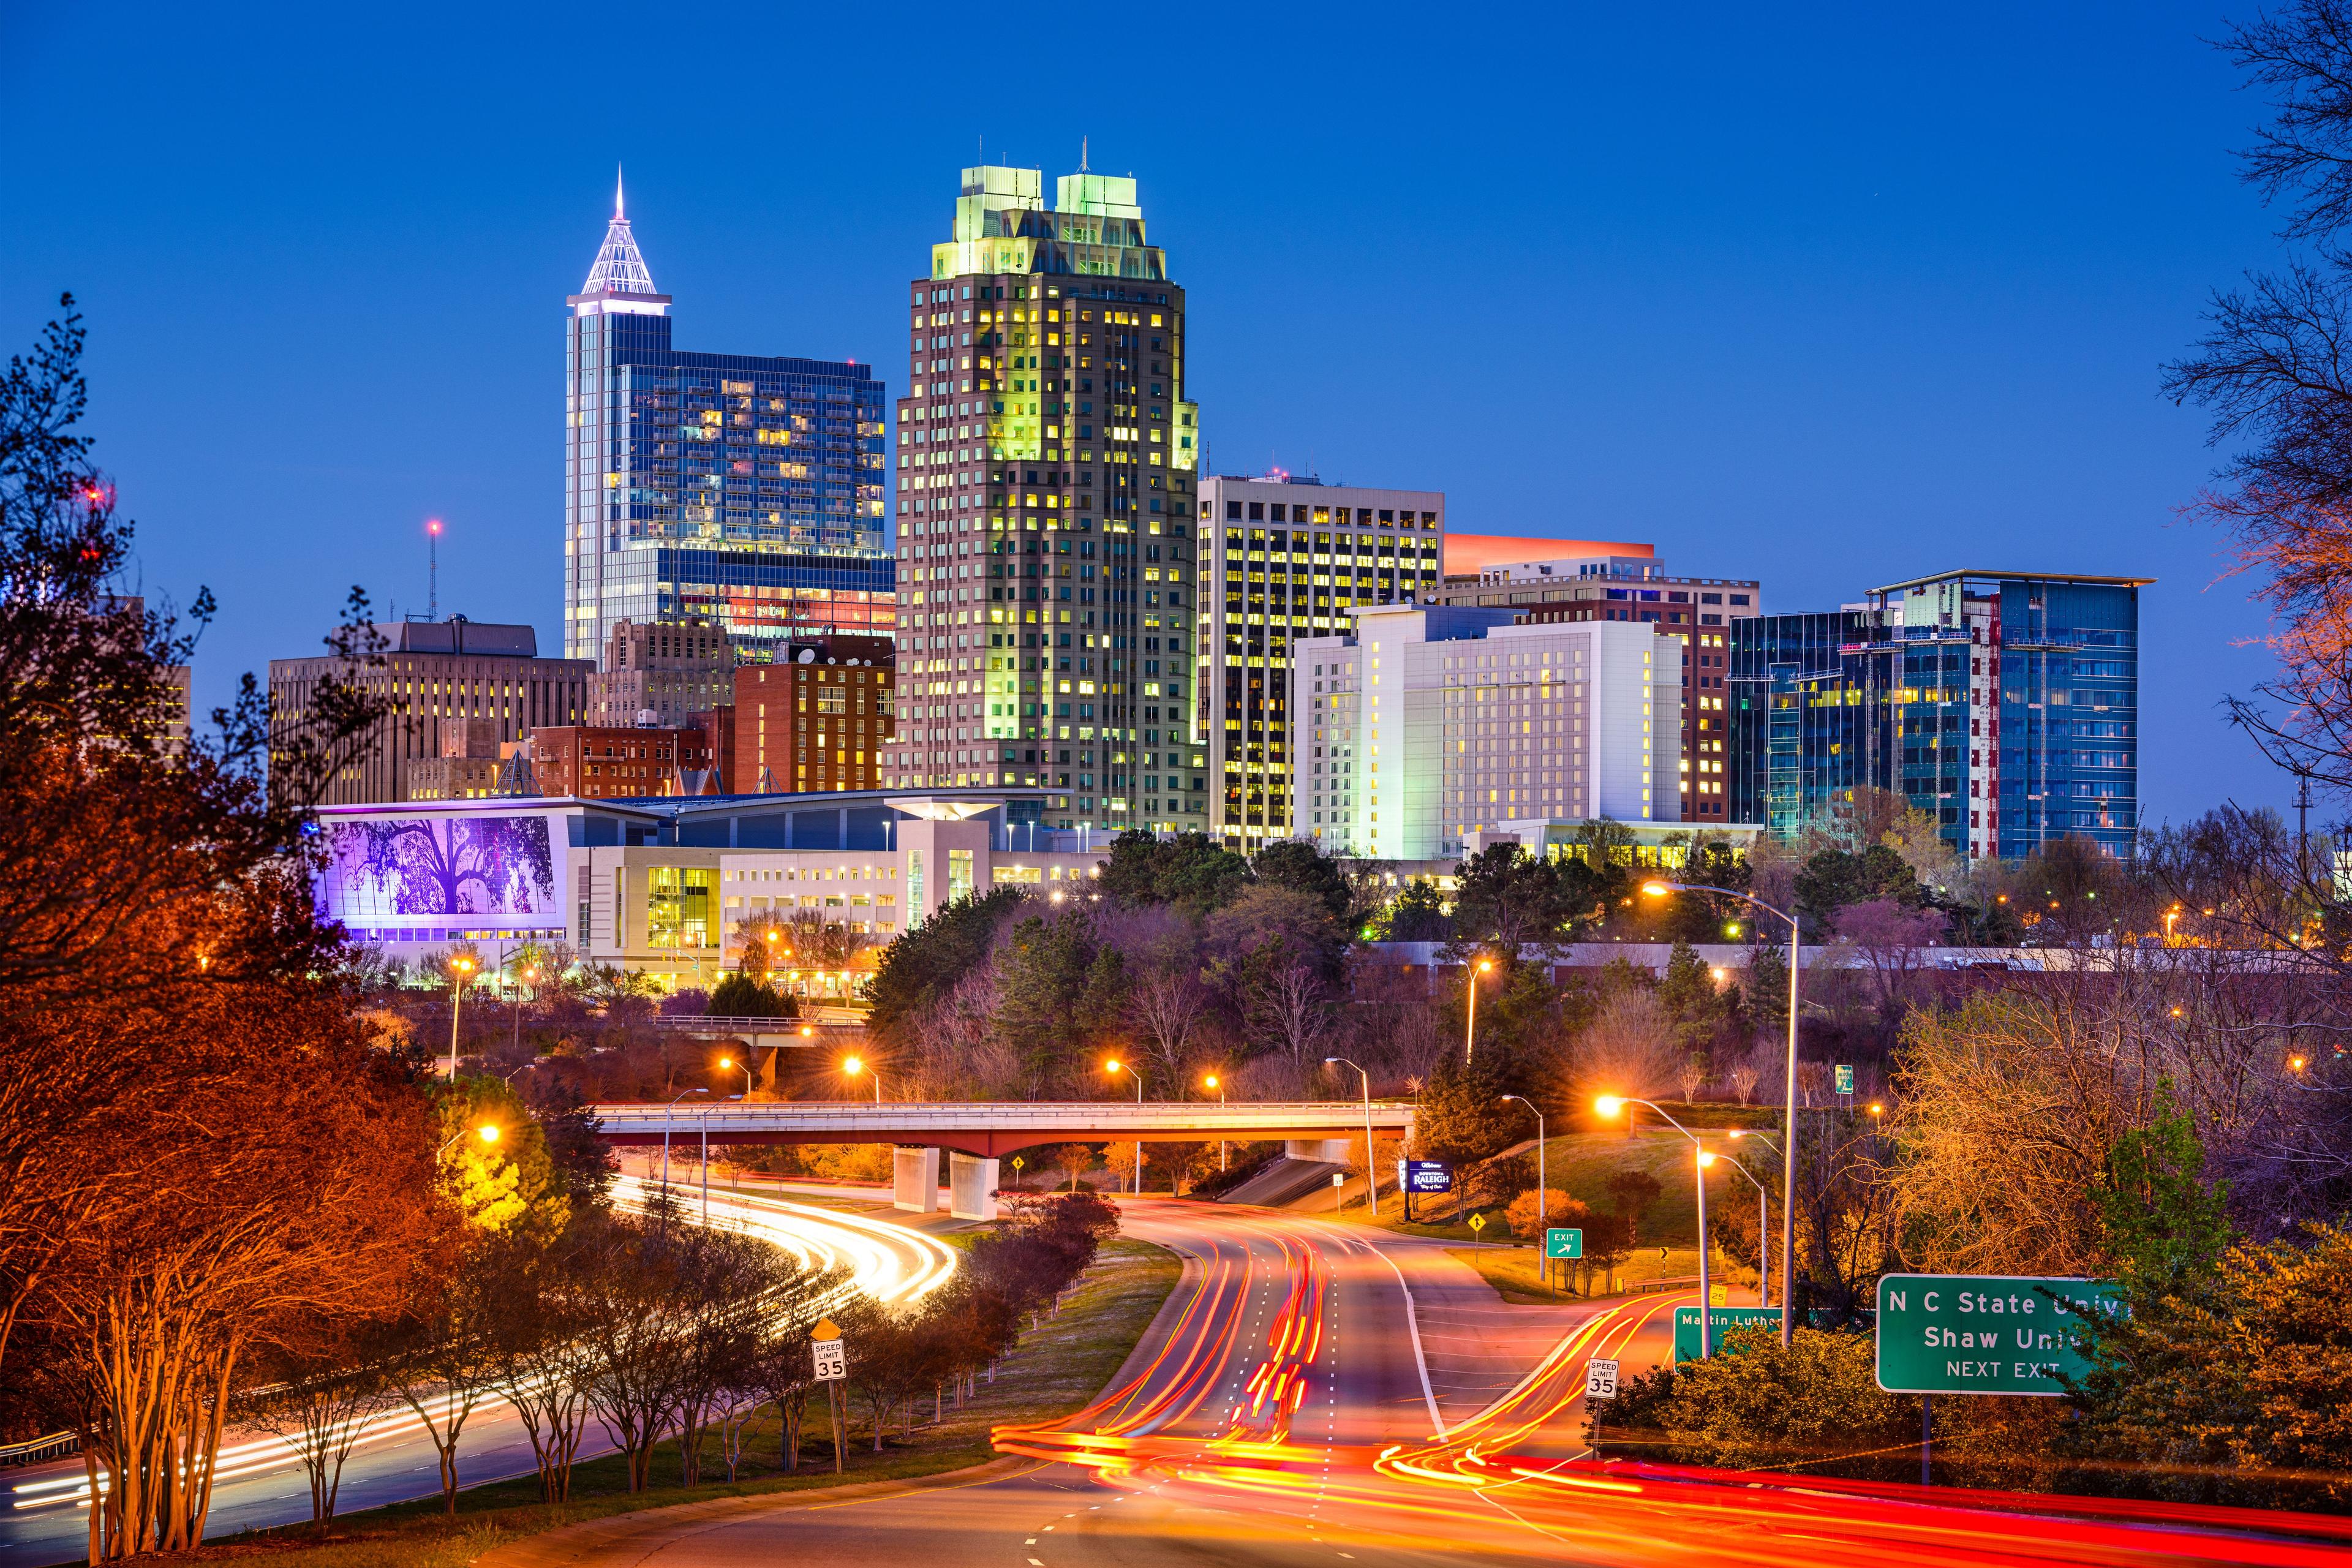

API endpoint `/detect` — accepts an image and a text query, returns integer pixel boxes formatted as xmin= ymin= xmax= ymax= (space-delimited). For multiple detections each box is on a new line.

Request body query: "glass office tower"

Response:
xmin=565 ymin=180 xmax=892 ymax=663
xmin=1729 ymin=570 xmax=2149 ymax=859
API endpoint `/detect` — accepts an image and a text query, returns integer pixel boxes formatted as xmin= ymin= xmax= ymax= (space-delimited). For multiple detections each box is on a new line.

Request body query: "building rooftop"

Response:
xmin=1869 ymin=568 xmax=2157 ymax=594
xmin=374 ymin=617 xmax=540 ymax=657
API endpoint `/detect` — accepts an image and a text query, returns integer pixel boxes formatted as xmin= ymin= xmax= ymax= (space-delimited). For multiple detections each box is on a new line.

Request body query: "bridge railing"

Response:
xmin=643 ymin=1016 xmax=839 ymax=1035
xmin=597 ymin=1104 xmax=1420 ymax=1142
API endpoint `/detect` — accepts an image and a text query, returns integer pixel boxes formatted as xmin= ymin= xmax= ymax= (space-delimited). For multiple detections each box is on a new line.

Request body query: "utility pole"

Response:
xmin=2296 ymin=771 xmax=2315 ymax=889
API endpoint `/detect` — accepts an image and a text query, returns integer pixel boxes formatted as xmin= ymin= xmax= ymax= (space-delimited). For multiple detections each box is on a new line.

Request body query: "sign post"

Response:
xmin=1397 ymin=1159 xmax=1452 ymax=1224
xmin=1585 ymin=1357 xmax=1619 ymax=1401
xmin=1874 ymin=1275 xmax=2124 ymax=1397
xmin=1545 ymin=1227 xmax=1584 ymax=1297
xmin=812 ymin=1317 xmax=847 ymax=1473
xmin=1332 ymin=1170 xmax=1346 ymax=1213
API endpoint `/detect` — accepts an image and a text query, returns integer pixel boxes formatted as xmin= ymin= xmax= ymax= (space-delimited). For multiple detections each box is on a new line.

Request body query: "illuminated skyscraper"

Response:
xmin=565 ymin=177 xmax=892 ymax=665
xmin=1197 ymin=475 xmax=1446 ymax=847
xmin=882 ymin=164 xmax=1205 ymax=834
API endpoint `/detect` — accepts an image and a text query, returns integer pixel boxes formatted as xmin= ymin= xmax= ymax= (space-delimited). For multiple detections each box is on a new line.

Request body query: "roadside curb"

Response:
xmin=473 ymin=1455 xmax=1044 ymax=1567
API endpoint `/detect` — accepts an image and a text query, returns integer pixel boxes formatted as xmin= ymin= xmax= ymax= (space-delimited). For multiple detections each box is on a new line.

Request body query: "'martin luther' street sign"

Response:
xmin=1874 ymin=1274 xmax=2125 ymax=1396
xmin=1673 ymin=1306 xmax=1780 ymax=1362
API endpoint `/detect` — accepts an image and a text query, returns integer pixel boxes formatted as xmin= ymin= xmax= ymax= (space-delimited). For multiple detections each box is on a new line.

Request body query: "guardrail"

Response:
xmin=1627 ymin=1275 xmax=1702 ymax=1295
xmin=0 ymin=1430 xmax=78 ymax=1467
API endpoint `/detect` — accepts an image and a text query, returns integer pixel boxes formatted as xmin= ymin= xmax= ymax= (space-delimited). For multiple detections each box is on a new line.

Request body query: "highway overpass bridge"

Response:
xmin=592 ymin=1099 xmax=1415 ymax=1223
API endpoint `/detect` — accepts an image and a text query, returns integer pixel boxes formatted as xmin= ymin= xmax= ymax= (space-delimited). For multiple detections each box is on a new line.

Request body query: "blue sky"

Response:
xmin=0 ymin=1 xmax=2306 ymax=826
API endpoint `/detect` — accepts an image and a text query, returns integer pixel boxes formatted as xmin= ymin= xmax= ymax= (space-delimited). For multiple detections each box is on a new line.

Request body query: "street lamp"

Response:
xmin=842 ymin=1054 xmax=882 ymax=1103
xmin=718 ymin=1054 xmax=754 ymax=1099
xmin=659 ymin=1087 xmax=709 ymax=1226
xmin=1105 ymin=1058 xmax=1145 ymax=1196
xmin=445 ymin=953 xmax=477 ymax=1079
xmin=512 ymin=963 xmax=540 ymax=1056
xmin=1499 ymin=1095 xmax=1547 ymax=1286
xmin=1325 ymin=1057 xmax=1379 ymax=1216
xmin=1642 ymin=878 xmax=1801 ymax=1348
xmin=435 ymin=1123 xmax=500 ymax=1156
xmin=1204 ymin=1072 xmax=1227 ymax=1172
xmin=1596 ymin=1095 xmax=1716 ymax=1355
xmin=1721 ymin=1132 xmax=1774 ymax=1309
xmin=1464 ymin=957 xmax=1495 ymax=1062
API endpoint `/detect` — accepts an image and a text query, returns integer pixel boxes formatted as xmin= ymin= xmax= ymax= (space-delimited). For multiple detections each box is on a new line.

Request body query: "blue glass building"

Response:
xmin=1730 ymin=570 xmax=2149 ymax=859
xmin=564 ymin=180 xmax=892 ymax=662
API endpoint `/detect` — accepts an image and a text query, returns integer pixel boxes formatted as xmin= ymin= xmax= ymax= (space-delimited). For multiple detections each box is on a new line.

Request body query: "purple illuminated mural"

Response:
xmin=320 ymin=815 xmax=557 ymax=919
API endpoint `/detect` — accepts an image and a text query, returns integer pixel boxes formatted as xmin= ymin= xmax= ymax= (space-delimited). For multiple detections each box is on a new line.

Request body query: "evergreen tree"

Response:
xmin=1412 ymin=1054 xmax=1516 ymax=1165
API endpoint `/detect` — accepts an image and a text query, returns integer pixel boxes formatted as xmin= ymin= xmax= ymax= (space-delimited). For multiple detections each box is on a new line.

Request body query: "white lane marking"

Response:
xmin=1349 ymin=1235 xmax=1446 ymax=1438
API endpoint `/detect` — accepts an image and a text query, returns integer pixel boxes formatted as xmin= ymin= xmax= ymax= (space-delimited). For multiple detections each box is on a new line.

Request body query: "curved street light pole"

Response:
xmin=1715 ymin=1142 xmax=1774 ymax=1311
xmin=1645 ymin=880 xmax=1801 ymax=1348
xmin=1204 ymin=1074 xmax=1227 ymax=1172
xmin=1325 ymin=1057 xmax=1378 ymax=1216
xmin=1499 ymin=1095 xmax=1547 ymax=1287
xmin=445 ymin=955 xmax=476 ymax=1079
xmin=1597 ymin=1095 xmax=1713 ymax=1356
xmin=1106 ymin=1060 xmax=1145 ymax=1196
xmin=659 ymin=1087 xmax=709 ymax=1227
xmin=1464 ymin=957 xmax=1494 ymax=1062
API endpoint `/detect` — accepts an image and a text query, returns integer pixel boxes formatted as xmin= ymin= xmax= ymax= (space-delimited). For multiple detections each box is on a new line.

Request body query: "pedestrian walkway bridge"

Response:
xmin=591 ymin=1099 xmax=1417 ymax=1224
xmin=590 ymin=1099 xmax=1414 ymax=1158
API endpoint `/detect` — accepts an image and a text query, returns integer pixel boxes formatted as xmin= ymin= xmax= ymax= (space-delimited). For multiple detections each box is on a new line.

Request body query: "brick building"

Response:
xmin=733 ymin=634 xmax=895 ymax=794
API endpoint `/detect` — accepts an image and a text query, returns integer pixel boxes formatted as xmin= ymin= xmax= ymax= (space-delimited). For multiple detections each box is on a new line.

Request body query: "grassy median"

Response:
xmin=126 ymin=1238 xmax=1178 ymax=1568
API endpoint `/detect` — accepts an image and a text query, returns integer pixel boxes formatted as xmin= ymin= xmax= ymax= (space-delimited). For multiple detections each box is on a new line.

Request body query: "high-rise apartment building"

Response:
xmin=1426 ymin=554 xmax=1760 ymax=823
xmin=270 ymin=617 xmax=592 ymax=805
xmin=883 ymin=164 xmax=1204 ymax=834
xmin=733 ymin=633 xmax=895 ymax=794
xmin=565 ymin=181 xmax=894 ymax=663
xmin=589 ymin=619 xmax=736 ymax=726
xmin=1729 ymin=569 xmax=2149 ymax=858
xmin=1293 ymin=604 xmax=1682 ymax=861
xmin=1197 ymin=476 xmax=1445 ymax=847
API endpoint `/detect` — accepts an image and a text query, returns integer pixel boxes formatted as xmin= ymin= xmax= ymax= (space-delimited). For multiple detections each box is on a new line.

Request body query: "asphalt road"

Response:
xmin=481 ymin=1196 xmax=2352 ymax=1568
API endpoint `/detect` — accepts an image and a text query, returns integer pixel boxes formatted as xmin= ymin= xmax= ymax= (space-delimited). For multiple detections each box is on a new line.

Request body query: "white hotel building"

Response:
xmin=1292 ymin=605 xmax=1683 ymax=861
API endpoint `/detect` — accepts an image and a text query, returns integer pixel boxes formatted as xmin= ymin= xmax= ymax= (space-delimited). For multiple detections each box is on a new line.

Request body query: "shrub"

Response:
xmin=1588 ymin=1327 xmax=1921 ymax=1480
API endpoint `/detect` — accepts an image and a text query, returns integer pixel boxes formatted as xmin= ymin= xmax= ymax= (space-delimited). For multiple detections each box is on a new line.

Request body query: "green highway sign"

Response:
xmin=1673 ymin=1306 xmax=1781 ymax=1362
xmin=1544 ymin=1227 xmax=1583 ymax=1260
xmin=1875 ymin=1274 xmax=2125 ymax=1396
xmin=1834 ymin=1064 xmax=1855 ymax=1095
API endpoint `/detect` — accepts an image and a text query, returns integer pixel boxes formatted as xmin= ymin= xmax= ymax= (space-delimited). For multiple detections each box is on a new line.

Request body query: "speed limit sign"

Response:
xmin=1585 ymin=1358 xmax=1619 ymax=1401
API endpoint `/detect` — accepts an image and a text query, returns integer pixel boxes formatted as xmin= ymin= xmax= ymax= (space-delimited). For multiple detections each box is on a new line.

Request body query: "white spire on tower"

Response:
xmin=582 ymin=168 xmax=658 ymax=298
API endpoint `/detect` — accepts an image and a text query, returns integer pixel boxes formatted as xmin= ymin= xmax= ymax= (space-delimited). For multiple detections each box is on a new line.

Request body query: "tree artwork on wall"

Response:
xmin=325 ymin=816 xmax=557 ymax=917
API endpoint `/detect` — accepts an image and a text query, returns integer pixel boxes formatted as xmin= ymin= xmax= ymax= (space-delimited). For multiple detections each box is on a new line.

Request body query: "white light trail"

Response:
xmin=13 ymin=1178 xmax=957 ymax=1513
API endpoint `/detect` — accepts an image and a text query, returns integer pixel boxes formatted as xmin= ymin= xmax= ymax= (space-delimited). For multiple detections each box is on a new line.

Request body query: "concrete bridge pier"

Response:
xmin=892 ymin=1145 xmax=940 ymax=1213
xmin=948 ymin=1152 xmax=999 ymax=1222
xmin=1286 ymin=1138 xmax=1350 ymax=1163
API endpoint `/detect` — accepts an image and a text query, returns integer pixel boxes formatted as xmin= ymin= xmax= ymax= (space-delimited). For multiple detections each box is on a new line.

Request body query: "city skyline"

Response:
xmin=1 ymin=2 xmax=2296 ymax=829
